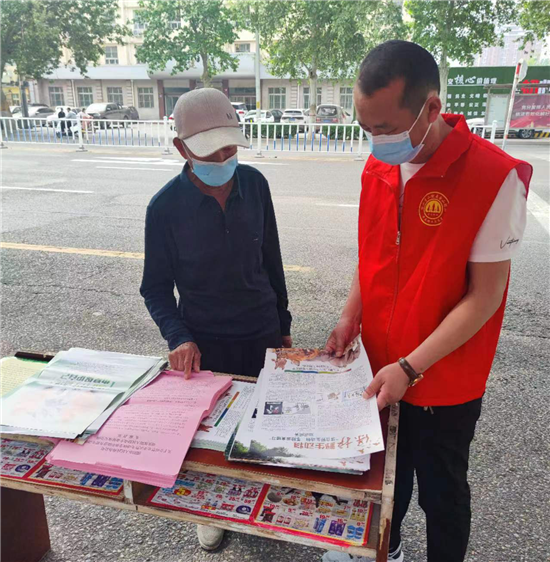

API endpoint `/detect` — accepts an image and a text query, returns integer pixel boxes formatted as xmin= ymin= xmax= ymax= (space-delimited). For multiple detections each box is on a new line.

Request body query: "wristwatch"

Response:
xmin=398 ymin=357 xmax=424 ymax=387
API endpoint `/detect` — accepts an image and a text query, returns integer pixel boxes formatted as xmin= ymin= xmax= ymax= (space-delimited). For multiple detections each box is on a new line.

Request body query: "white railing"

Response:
xmin=469 ymin=120 xmax=498 ymax=143
xmin=239 ymin=121 xmax=367 ymax=156
xmin=0 ymin=116 xmax=368 ymax=157
xmin=0 ymin=116 xmax=174 ymax=152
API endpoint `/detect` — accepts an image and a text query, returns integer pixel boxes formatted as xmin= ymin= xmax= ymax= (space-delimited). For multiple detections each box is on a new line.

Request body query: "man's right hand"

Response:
xmin=169 ymin=342 xmax=201 ymax=379
xmin=325 ymin=316 xmax=361 ymax=358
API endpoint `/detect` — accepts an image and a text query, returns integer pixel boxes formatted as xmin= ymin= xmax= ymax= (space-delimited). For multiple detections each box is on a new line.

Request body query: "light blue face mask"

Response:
xmin=368 ymin=99 xmax=432 ymax=166
xmin=190 ymin=153 xmax=238 ymax=187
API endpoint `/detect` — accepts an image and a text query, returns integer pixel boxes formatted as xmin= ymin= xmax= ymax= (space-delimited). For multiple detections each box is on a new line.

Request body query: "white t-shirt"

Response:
xmin=399 ymin=163 xmax=527 ymax=262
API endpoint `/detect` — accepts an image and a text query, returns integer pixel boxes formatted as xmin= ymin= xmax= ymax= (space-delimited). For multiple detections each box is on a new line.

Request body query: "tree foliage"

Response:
xmin=253 ymin=0 xmax=406 ymax=113
xmin=135 ymin=0 xmax=241 ymax=87
xmin=519 ymin=1 xmax=550 ymax=44
xmin=405 ymin=1 xmax=516 ymax=102
xmin=0 ymin=0 xmax=128 ymax=81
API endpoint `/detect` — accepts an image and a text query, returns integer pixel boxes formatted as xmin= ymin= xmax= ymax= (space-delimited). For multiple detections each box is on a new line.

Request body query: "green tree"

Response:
xmin=0 ymin=0 xmax=128 ymax=114
xmin=135 ymin=0 xmax=241 ymax=88
xmin=255 ymin=0 xmax=406 ymax=115
xmin=519 ymin=1 xmax=550 ymax=44
xmin=405 ymin=1 xmax=516 ymax=104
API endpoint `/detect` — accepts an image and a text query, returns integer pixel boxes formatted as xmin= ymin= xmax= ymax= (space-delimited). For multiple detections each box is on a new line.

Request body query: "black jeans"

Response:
xmin=390 ymin=398 xmax=483 ymax=562
xmin=194 ymin=330 xmax=282 ymax=378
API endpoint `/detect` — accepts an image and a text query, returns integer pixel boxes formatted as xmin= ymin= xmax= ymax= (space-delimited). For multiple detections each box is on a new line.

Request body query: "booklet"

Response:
xmin=0 ymin=348 xmax=166 ymax=440
xmin=47 ymin=371 xmax=233 ymax=487
xmin=146 ymin=470 xmax=373 ymax=548
xmin=227 ymin=338 xmax=382 ymax=471
xmin=1 ymin=438 xmax=124 ymax=495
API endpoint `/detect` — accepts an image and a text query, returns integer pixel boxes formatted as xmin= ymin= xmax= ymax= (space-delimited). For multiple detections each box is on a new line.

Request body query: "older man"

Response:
xmin=140 ymin=88 xmax=292 ymax=550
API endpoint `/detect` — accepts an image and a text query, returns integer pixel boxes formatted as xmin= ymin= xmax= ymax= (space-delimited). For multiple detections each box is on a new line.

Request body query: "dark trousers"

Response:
xmin=390 ymin=398 xmax=482 ymax=562
xmin=195 ymin=330 xmax=282 ymax=378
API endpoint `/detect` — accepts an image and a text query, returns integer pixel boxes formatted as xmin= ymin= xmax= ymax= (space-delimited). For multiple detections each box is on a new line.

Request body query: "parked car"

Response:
xmin=86 ymin=102 xmax=135 ymax=127
xmin=231 ymin=102 xmax=248 ymax=122
xmin=244 ymin=110 xmax=275 ymax=124
xmin=126 ymin=105 xmax=140 ymax=121
xmin=46 ymin=106 xmax=71 ymax=127
xmin=281 ymin=108 xmax=310 ymax=131
xmin=315 ymin=104 xmax=352 ymax=126
xmin=11 ymin=105 xmax=55 ymax=119
xmin=465 ymin=117 xmax=523 ymax=139
xmin=270 ymin=109 xmax=283 ymax=123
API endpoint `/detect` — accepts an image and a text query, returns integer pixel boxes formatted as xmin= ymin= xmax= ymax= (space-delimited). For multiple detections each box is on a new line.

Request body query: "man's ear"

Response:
xmin=173 ymin=137 xmax=188 ymax=159
xmin=427 ymin=94 xmax=442 ymax=123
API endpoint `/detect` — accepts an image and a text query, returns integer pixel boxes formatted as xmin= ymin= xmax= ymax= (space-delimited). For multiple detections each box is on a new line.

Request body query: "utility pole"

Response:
xmin=255 ymin=26 xmax=263 ymax=158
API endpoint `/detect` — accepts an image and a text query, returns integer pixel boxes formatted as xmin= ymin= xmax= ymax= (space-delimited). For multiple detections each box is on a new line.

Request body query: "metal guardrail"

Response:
xmin=469 ymin=120 xmax=498 ymax=143
xmin=0 ymin=116 xmax=368 ymax=158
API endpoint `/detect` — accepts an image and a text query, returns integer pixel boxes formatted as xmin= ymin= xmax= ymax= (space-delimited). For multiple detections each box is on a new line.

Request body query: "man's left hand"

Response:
xmin=282 ymin=335 xmax=293 ymax=348
xmin=363 ymin=362 xmax=410 ymax=410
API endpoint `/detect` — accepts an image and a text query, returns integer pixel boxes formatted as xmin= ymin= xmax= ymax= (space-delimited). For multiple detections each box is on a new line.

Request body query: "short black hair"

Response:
xmin=357 ymin=40 xmax=440 ymax=113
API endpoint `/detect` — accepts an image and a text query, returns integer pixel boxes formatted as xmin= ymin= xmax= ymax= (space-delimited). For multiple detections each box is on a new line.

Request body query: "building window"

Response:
xmin=104 ymin=46 xmax=119 ymax=65
xmin=49 ymin=86 xmax=64 ymax=106
xmin=303 ymin=86 xmax=322 ymax=109
xmin=268 ymin=87 xmax=286 ymax=110
xmin=77 ymin=87 xmax=93 ymax=108
xmin=133 ymin=12 xmax=147 ymax=36
xmin=168 ymin=10 xmax=181 ymax=29
xmin=340 ymin=87 xmax=353 ymax=111
xmin=107 ymin=87 xmax=124 ymax=105
xmin=138 ymin=87 xmax=154 ymax=108
xmin=235 ymin=43 xmax=251 ymax=53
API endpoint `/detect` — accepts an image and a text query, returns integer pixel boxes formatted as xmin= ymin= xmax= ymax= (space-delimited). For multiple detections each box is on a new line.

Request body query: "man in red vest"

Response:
xmin=324 ymin=41 xmax=532 ymax=562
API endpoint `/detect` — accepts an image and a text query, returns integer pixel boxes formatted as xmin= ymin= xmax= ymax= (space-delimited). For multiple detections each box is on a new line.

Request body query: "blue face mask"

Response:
xmin=190 ymin=153 xmax=238 ymax=187
xmin=368 ymin=99 xmax=432 ymax=166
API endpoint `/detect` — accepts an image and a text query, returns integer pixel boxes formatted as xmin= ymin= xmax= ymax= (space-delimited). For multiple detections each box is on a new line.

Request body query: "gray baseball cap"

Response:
xmin=173 ymin=88 xmax=249 ymax=157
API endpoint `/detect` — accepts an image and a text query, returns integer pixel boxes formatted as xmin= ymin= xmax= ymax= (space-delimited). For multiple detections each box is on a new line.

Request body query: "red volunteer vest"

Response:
xmin=359 ymin=115 xmax=532 ymax=406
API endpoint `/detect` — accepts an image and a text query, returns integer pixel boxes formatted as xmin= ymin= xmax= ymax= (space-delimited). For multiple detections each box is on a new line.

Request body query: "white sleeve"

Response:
xmin=468 ymin=168 xmax=528 ymax=263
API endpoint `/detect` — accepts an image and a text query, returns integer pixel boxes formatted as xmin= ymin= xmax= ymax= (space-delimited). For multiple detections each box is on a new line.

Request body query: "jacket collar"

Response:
xmin=365 ymin=114 xmax=473 ymax=182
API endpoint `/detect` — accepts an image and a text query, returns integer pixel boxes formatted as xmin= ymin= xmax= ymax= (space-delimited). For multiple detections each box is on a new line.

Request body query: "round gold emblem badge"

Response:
xmin=418 ymin=192 xmax=449 ymax=226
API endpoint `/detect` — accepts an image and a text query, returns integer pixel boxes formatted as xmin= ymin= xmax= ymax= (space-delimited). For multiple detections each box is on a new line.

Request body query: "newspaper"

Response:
xmin=252 ymin=338 xmax=384 ymax=460
xmin=227 ymin=380 xmax=370 ymax=473
xmin=0 ymin=348 xmax=165 ymax=439
xmin=192 ymin=380 xmax=255 ymax=452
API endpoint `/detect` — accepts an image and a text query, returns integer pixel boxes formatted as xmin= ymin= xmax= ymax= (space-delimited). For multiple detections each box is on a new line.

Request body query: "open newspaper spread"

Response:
xmin=227 ymin=338 xmax=383 ymax=472
xmin=0 ymin=348 xmax=166 ymax=440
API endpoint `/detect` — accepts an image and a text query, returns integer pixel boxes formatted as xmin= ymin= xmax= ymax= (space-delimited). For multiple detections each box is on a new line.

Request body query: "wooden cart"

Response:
xmin=0 ymin=354 xmax=398 ymax=562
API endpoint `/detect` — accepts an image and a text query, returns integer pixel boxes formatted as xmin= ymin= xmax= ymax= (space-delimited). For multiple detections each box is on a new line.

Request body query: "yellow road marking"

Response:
xmin=0 ymin=242 xmax=312 ymax=272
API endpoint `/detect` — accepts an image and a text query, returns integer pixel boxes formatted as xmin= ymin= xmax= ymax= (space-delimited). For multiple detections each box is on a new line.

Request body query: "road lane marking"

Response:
xmin=0 ymin=186 xmax=94 ymax=194
xmin=0 ymin=242 xmax=312 ymax=272
xmin=96 ymin=166 xmax=175 ymax=171
xmin=316 ymin=203 xmax=359 ymax=208
xmin=73 ymin=159 xmax=180 ymax=166
xmin=527 ymin=190 xmax=550 ymax=233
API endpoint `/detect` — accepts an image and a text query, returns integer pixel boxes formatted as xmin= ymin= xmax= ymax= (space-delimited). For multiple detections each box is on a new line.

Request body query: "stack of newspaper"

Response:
xmin=226 ymin=338 xmax=384 ymax=474
xmin=0 ymin=348 xmax=166 ymax=440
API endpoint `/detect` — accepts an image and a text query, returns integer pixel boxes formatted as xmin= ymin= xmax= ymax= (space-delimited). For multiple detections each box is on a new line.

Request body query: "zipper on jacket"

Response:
xmin=385 ymin=179 xmax=405 ymax=364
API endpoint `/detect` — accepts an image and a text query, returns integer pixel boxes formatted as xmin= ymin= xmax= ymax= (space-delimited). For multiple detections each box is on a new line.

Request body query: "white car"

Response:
xmin=231 ymin=102 xmax=248 ymax=123
xmin=46 ymin=106 xmax=72 ymax=127
xmin=244 ymin=110 xmax=275 ymax=123
xmin=281 ymin=109 xmax=309 ymax=123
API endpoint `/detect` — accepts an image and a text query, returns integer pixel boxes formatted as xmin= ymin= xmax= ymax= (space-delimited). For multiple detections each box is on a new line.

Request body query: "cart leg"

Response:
xmin=376 ymin=515 xmax=391 ymax=562
xmin=1 ymin=487 xmax=51 ymax=562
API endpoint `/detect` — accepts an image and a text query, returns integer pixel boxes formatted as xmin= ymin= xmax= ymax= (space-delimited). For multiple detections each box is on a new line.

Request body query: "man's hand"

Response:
xmin=325 ymin=316 xmax=361 ymax=357
xmin=282 ymin=335 xmax=293 ymax=348
xmin=169 ymin=342 xmax=201 ymax=379
xmin=363 ymin=362 xmax=409 ymax=410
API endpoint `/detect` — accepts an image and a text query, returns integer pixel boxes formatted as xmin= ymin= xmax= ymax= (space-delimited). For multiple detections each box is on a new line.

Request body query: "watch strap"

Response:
xmin=398 ymin=357 xmax=423 ymax=387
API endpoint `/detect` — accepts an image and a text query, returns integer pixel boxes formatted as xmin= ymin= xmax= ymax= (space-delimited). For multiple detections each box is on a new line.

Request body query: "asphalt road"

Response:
xmin=1 ymin=141 xmax=549 ymax=562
